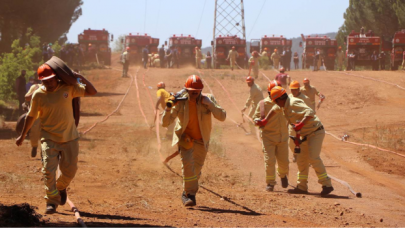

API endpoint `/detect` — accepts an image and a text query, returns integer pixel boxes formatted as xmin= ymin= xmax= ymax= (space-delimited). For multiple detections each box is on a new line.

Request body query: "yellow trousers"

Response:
xmin=230 ymin=59 xmax=237 ymax=69
xmin=180 ymin=139 xmax=207 ymax=195
xmin=41 ymin=138 xmax=79 ymax=205
xmin=196 ymin=58 xmax=201 ymax=69
xmin=296 ymin=129 xmax=332 ymax=191
xmin=273 ymin=59 xmax=279 ymax=69
xmin=262 ymin=138 xmax=289 ymax=185
xmin=30 ymin=118 xmax=41 ymax=147
xmin=252 ymin=66 xmax=259 ymax=79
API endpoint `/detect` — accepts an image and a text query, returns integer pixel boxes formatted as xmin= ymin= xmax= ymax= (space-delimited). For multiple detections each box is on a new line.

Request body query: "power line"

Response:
xmin=144 ymin=0 xmax=147 ymax=33
xmin=247 ymin=0 xmax=266 ymax=39
xmin=196 ymin=0 xmax=207 ymax=37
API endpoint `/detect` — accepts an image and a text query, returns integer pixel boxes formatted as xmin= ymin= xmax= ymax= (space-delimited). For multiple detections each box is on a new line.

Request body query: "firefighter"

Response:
xmin=379 ymin=51 xmax=386 ymax=70
xmin=162 ymin=75 xmax=226 ymax=207
xmin=286 ymin=47 xmax=292 ymax=71
xmin=288 ymin=81 xmax=312 ymax=163
xmin=24 ymin=82 xmax=41 ymax=157
xmin=274 ymin=67 xmax=291 ymax=90
xmin=348 ymin=51 xmax=356 ymax=71
xmin=226 ymin=46 xmax=238 ymax=70
xmin=336 ymin=47 xmax=345 ymax=71
xmin=241 ymin=76 xmax=264 ymax=135
xmin=248 ymin=51 xmax=260 ymax=79
xmin=159 ymin=44 xmax=165 ymax=68
xmin=142 ymin=45 xmax=149 ymax=69
xmin=313 ymin=48 xmax=320 ymax=71
xmin=165 ymin=48 xmax=172 ymax=68
xmin=122 ymin=47 xmax=130 ymax=77
xmin=269 ymin=86 xmax=334 ymax=196
xmin=293 ymin=52 xmax=299 ymax=69
xmin=253 ymin=80 xmax=289 ymax=191
xmin=261 ymin=48 xmax=269 ymax=64
xmin=16 ymin=64 xmax=97 ymax=213
xmin=271 ymin=49 xmax=281 ymax=69
xmin=371 ymin=51 xmax=379 ymax=71
xmin=155 ymin=82 xmax=174 ymax=139
xmin=195 ymin=46 xmax=202 ymax=69
xmin=300 ymin=78 xmax=325 ymax=112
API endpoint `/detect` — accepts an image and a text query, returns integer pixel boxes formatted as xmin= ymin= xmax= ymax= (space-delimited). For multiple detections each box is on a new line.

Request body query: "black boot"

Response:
xmin=31 ymin=147 xmax=37 ymax=157
xmin=287 ymin=187 xmax=308 ymax=194
xmin=266 ymin=184 xmax=274 ymax=192
xmin=320 ymin=186 xmax=334 ymax=196
xmin=60 ymin=189 xmax=67 ymax=205
xmin=281 ymin=176 xmax=289 ymax=188
xmin=181 ymin=192 xmax=196 ymax=207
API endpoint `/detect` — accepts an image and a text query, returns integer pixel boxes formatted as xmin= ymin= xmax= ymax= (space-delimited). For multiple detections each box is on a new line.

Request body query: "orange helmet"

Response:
xmin=274 ymin=49 xmax=277 ymax=52
xmin=252 ymin=51 xmax=259 ymax=57
xmin=185 ymin=75 xmax=204 ymax=90
xmin=157 ymin=82 xmax=165 ymax=88
xmin=195 ymin=46 xmax=198 ymax=49
xmin=270 ymin=86 xmax=286 ymax=101
xmin=88 ymin=43 xmax=92 ymax=47
xmin=279 ymin=67 xmax=285 ymax=73
xmin=303 ymin=78 xmax=310 ymax=83
xmin=289 ymin=80 xmax=300 ymax=89
xmin=37 ymin=64 xmax=56 ymax=81
xmin=246 ymin=76 xmax=254 ymax=82
xmin=338 ymin=46 xmax=342 ymax=50
xmin=264 ymin=48 xmax=268 ymax=51
xmin=126 ymin=47 xmax=130 ymax=50
xmin=232 ymin=46 xmax=235 ymax=49
xmin=267 ymin=80 xmax=281 ymax=92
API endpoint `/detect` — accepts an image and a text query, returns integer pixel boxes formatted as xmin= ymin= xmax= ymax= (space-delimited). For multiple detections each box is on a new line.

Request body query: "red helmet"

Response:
xmin=185 ymin=75 xmax=204 ymax=91
xmin=232 ymin=46 xmax=235 ymax=49
xmin=267 ymin=80 xmax=281 ymax=92
xmin=37 ymin=64 xmax=56 ymax=81
xmin=126 ymin=47 xmax=130 ymax=51
xmin=157 ymin=82 xmax=165 ymax=88
xmin=246 ymin=76 xmax=254 ymax=82
xmin=303 ymin=78 xmax=310 ymax=83
xmin=279 ymin=67 xmax=285 ymax=73
xmin=195 ymin=46 xmax=199 ymax=49
xmin=252 ymin=51 xmax=259 ymax=57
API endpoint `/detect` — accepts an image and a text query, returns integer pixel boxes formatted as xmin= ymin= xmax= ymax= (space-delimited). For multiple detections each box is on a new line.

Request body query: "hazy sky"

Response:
xmin=66 ymin=0 xmax=349 ymax=48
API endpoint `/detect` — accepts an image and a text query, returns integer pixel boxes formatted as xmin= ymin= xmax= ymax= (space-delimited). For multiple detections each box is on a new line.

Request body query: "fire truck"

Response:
xmin=78 ymin=28 xmax=113 ymax=65
xmin=213 ymin=35 xmax=246 ymax=69
xmin=300 ymin=34 xmax=337 ymax=70
xmin=250 ymin=35 xmax=292 ymax=54
xmin=346 ymin=31 xmax=381 ymax=68
xmin=167 ymin=34 xmax=202 ymax=66
xmin=391 ymin=29 xmax=405 ymax=70
xmin=124 ymin=33 xmax=159 ymax=65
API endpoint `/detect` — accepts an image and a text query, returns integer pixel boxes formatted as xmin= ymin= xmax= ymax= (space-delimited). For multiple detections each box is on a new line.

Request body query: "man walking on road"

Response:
xmin=15 ymin=70 xmax=27 ymax=114
xmin=253 ymin=80 xmax=289 ymax=192
xmin=271 ymin=49 xmax=281 ymax=69
xmin=336 ymin=47 xmax=345 ymax=71
xmin=142 ymin=45 xmax=149 ymax=69
xmin=162 ymin=75 xmax=226 ymax=207
xmin=269 ymin=86 xmax=334 ymax=196
xmin=300 ymin=78 xmax=325 ymax=113
xmin=159 ymin=45 xmax=165 ymax=68
xmin=248 ymin=51 xmax=260 ymax=79
xmin=122 ymin=47 xmax=130 ymax=77
xmin=195 ymin=47 xmax=202 ymax=69
xmin=16 ymin=64 xmax=97 ymax=214
xmin=226 ymin=46 xmax=238 ymax=70
xmin=241 ymin=76 xmax=264 ymax=135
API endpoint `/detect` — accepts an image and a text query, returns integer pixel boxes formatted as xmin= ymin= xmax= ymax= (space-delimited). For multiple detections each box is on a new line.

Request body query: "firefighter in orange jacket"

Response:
xmin=162 ymin=75 xmax=226 ymax=207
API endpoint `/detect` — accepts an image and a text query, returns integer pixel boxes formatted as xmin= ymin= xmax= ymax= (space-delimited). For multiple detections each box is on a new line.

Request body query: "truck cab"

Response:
xmin=124 ymin=33 xmax=159 ymax=65
xmin=391 ymin=29 xmax=405 ymax=70
xmin=78 ymin=28 xmax=113 ymax=65
xmin=167 ymin=34 xmax=202 ymax=66
xmin=301 ymin=34 xmax=337 ymax=70
xmin=214 ymin=35 xmax=246 ymax=69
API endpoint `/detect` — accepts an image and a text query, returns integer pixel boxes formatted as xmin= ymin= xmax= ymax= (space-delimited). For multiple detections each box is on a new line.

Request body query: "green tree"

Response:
xmin=0 ymin=29 xmax=43 ymax=101
xmin=0 ymin=0 xmax=83 ymax=53
xmin=113 ymin=35 xmax=126 ymax=52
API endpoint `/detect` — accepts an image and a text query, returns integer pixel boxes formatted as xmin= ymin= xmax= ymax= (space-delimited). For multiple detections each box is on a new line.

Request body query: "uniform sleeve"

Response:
xmin=248 ymin=56 xmax=253 ymax=63
xmin=205 ymin=94 xmax=226 ymax=122
xmin=244 ymin=89 xmax=253 ymax=109
xmin=71 ymin=84 xmax=86 ymax=98
xmin=156 ymin=90 xmax=162 ymax=98
xmin=313 ymin=86 xmax=320 ymax=96
xmin=292 ymin=99 xmax=314 ymax=118
xmin=27 ymin=92 xmax=40 ymax=119
xmin=252 ymin=102 xmax=261 ymax=121
xmin=162 ymin=102 xmax=181 ymax=127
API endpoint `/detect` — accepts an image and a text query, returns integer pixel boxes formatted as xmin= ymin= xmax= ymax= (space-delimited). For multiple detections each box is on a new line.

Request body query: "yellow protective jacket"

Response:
xmin=300 ymin=85 xmax=319 ymax=109
xmin=337 ymin=51 xmax=345 ymax=63
xmin=271 ymin=52 xmax=280 ymax=61
xmin=248 ymin=56 xmax=260 ymax=69
xmin=244 ymin=83 xmax=264 ymax=109
xmin=282 ymin=96 xmax=323 ymax=137
xmin=195 ymin=49 xmax=202 ymax=59
xmin=288 ymin=93 xmax=312 ymax=110
xmin=162 ymin=93 xmax=226 ymax=150
xmin=253 ymin=97 xmax=288 ymax=143
xmin=228 ymin=50 xmax=238 ymax=60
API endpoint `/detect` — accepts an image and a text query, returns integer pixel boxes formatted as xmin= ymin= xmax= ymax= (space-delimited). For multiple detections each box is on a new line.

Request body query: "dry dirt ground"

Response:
xmin=1 ymin=58 xmax=405 ymax=226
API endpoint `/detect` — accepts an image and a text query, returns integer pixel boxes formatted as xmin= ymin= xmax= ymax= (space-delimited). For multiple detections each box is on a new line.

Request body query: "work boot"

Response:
xmin=281 ymin=176 xmax=289 ymax=188
xmin=45 ymin=204 xmax=58 ymax=214
xmin=31 ymin=147 xmax=37 ymax=158
xmin=60 ymin=189 xmax=67 ymax=206
xmin=320 ymin=186 xmax=334 ymax=196
xmin=181 ymin=192 xmax=195 ymax=207
xmin=266 ymin=184 xmax=274 ymax=192
xmin=287 ymin=187 xmax=308 ymax=194
xmin=189 ymin=194 xmax=197 ymax=205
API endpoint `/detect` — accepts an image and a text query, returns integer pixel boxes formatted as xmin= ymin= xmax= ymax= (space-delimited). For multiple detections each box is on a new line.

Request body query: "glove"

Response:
xmin=319 ymin=93 xmax=325 ymax=102
xmin=292 ymin=122 xmax=304 ymax=131
xmin=250 ymin=60 xmax=255 ymax=66
xmin=201 ymin=95 xmax=214 ymax=109
xmin=255 ymin=119 xmax=268 ymax=127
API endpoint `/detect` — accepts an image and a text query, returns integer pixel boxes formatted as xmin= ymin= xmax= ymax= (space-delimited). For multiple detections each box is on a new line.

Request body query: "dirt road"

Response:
xmin=1 ymin=61 xmax=404 ymax=226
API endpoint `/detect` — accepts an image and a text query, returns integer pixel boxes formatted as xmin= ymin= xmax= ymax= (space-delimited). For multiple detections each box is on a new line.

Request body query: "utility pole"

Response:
xmin=212 ymin=0 xmax=246 ymax=67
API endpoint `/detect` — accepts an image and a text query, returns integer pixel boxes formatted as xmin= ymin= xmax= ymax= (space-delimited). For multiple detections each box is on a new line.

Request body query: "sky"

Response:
xmin=66 ymin=0 xmax=349 ymax=49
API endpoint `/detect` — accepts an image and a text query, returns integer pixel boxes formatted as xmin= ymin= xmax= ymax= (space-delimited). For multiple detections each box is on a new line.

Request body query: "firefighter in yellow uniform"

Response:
xmin=227 ymin=46 xmax=238 ymax=70
xmin=253 ymin=80 xmax=289 ymax=191
xmin=162 ymin=75 xmax=226 ymax=207
xmin=317 ymin=49 xmax=323 ymax=70
xmin=25 ymin=83 xmax=41 ymax=157
xmin=288 ymin=81 xmax=312 ymax=162
xmin=248 ymin=51 xmax=260 ymax=79
xmin=271 ymin=49 xmax=281 ymax=69
xmin=261 ymin=48 xmax=269 ymax=65
xmin=122 ymin=47 xmax=130 ymax=78
xmin=269 ymin=86 xmax=334 ymax=196
xmin=241 ymin=76 xmax=264 ymax=134
xmin=300 ymin=78 xmax=325 ymax=113
xmin=195 ymin=47 xmax=202 ymax=69
xmin=155 ymin=82 xmax=174 ymax=139
xmin=16 ymin=64 xmax=97 ymax=213
xmin=336 ymin=46 xmax=345 ymax=71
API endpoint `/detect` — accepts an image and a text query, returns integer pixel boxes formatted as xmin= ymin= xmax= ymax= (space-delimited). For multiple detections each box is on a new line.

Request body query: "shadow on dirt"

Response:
xmin=94 ymin=92 xmax=125 ymax=97
xmin=0 ymin=203 xmax=44 ymax=227
xmin=80 ymin=112 xmax=104 ymax=117
xmin=191 ymin=206 xmax=262 ymax=216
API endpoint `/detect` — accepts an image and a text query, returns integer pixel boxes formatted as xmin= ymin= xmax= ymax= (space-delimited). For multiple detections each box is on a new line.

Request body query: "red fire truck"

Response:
xmin=167 ymin=34 xmax=202 ymax=66
xmin=391 ymin=29 xmax=405 ymax=70
xmin=300 ymin=34 xmax=337 ymax=70
xmin=78 ymin=28 xmax=113 ymax=65
xmin=346 ymin=31 xmax=381 ymax=68
xmin=124 ymin=33 xmax=159 ymax=65
xmin=213 ymin=35 xmax=246 ymax=69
